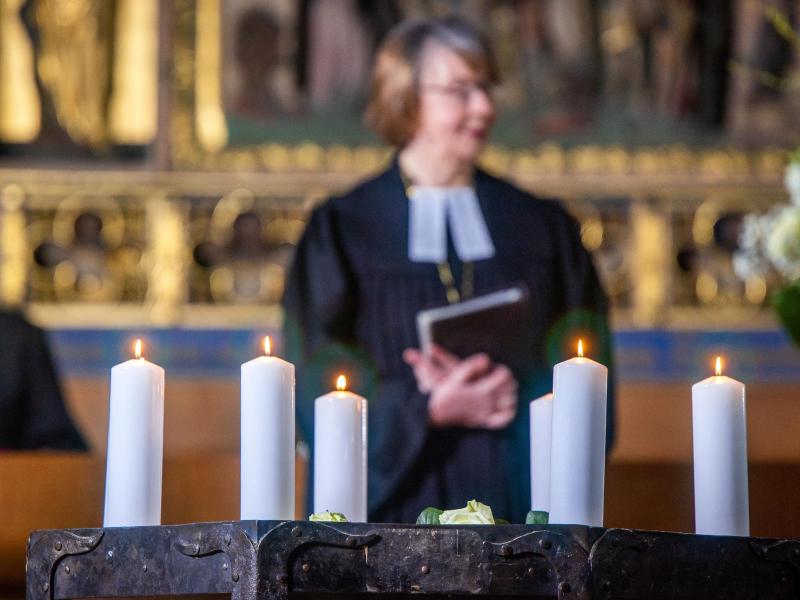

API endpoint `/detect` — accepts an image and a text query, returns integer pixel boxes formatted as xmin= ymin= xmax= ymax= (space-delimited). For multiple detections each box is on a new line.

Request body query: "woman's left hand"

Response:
xmin=403 ymin=344 xmax=460 ymax=393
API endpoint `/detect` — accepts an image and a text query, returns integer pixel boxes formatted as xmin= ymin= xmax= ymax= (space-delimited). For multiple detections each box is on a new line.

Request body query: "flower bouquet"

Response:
xmin=733 ymin=152 xmax=800 ymax=347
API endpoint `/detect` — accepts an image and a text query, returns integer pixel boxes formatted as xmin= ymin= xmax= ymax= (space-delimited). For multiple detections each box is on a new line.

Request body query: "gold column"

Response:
xmin=145 ymin=197 xmax=187 ymax=325
xmin=0 ymin=185 xmax=29 ymax=306
xmin=108 ymin=0 xmax=158 ymax=144
xmin=0 ymin=0 xmax=41 ymax=142
xmin=629 ymin=199 xmax=670 ymax=327
xmin=194 ymin=0 xmax=227 ymax=153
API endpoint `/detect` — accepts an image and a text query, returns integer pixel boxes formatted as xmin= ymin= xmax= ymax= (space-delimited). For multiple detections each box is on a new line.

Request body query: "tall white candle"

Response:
xmin=241 ymin=336 xmax=295 ymax=520
xmin=692 ymin=356 xmax=749 ymax=536
xmin=549 ymin=340 xmax=608 ymax=526
xmin=314 ymin=375 xmax=367 ymax=522
xmin=530 ymin=393 xmax=553 ymax=513
xmin=104 ymin=339 xmax=164 ymax=527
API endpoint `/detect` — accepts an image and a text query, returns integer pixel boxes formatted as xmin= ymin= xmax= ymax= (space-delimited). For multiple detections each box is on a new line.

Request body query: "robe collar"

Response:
xmin=383 ymin=155 xmax=496 ymax=264
xmin=407 ymin=186 xmax=495 ymax=263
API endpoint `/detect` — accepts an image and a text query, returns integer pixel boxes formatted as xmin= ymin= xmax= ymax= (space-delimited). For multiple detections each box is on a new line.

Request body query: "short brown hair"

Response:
xmin=365 ymin=16 xmax=500 ymax=147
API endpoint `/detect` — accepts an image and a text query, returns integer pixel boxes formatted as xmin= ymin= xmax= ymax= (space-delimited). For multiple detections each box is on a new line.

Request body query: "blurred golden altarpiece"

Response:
xmin=0 ymin=0 xmax=790 ymax=331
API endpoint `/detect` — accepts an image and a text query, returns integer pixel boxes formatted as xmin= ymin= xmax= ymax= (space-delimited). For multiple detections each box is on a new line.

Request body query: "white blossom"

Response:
xmin=765 ymin=205 xmax=800 ymax=281
xmin=732 ymin=250 xmax=769 ymax=280
xmin=738 ymin=213 xmax=768 ymax=252
xmin=732 ymin=163 xmax=800 ymax=284
xmin=733 ymin=213 xmax=770 ymax=280
xmin=785 ymin=163 xmax=800 ymax=207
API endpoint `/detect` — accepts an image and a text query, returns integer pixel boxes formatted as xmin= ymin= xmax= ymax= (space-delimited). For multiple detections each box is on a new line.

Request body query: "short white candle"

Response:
xmin=549 ymin=339 xmax=608 ymax=527
xmin=240 ymin=336 xmax=295 ymax=520
xmin=530 ymin=393 xmax=553 ymax=513
xmin=103 ymin=339 xmax=164 ymax=527
xmin=692 ymin=356 xmax=749 ymax=536
xmin=314 ymin=375 xmax=367 ymax=522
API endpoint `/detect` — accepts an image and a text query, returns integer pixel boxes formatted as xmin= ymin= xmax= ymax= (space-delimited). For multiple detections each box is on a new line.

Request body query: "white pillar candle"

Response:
xmin=314 ymin=375 xmax=367 ymax=522
xmin=549 ymin=340 xmax=608 ymax=526
xmin=103 ymin=339 xmax=164 ymax=527
xmin=692 ymin=356 xmax=749 ymax=536
xmin=530 ymin=393 xmax=553 ymax=513
xmin=241 ymin=336 xmax=295 ymax=520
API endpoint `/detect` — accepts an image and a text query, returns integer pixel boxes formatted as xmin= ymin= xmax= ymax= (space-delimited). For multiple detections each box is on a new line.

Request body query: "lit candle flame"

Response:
xmin=715 ymin=356 xmax=722 ymax=377
xmin=577 ymin=339 xmax=584 ymax=358
xmin=336 ymin=375 xmax=347 ymax=391
xmin=134 ymin=339 xmax=143 ymax=359
xmin=264 ymin=336 xmax=271 ymax=356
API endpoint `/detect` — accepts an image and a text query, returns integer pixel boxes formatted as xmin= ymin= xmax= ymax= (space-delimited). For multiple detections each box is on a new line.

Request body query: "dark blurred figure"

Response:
xmin=231 ymin=212 xmax=269 ymax=259
xmin=234 ymin=8 xmax=284 ymax=119
xmin=713 ymin=213 xmax=744 ymax=254
xmin=0 ymin=310 xmax=86 ymax=450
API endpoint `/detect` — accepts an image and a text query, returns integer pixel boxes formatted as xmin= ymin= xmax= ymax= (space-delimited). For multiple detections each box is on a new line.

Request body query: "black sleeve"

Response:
xmin=282 ymin=203 xmax=358 ymax=441
xmin=21 ymin=325 xmax=87 ymax=450
xmin=282 ymin=202 xmax=431 ymax=516
xmin=547 ymin=208 xmax=616 ymax=450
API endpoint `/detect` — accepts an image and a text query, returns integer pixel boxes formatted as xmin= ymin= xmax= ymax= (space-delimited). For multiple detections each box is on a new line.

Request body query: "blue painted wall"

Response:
xmin=46 ymin=329 xmax=800 ymax=383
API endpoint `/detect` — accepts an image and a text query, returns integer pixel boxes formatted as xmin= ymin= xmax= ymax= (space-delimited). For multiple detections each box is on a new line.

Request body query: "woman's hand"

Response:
xmin=403 ymin=344 xmax=460 ymax=393
xmin=405 ymin=348 xmax=518 ymax=430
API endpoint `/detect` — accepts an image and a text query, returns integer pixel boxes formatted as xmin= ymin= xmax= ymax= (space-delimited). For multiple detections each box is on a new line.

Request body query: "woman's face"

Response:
xmin=413 ymin=43 xmax=495 ymax=163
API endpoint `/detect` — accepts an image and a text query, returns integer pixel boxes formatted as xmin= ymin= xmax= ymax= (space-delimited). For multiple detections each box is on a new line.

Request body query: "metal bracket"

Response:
xmin=588 ymin=528 xmax=651 ymax=598
xmin=26 ymin=530 xmax=104 ymax=600
xmin=485 ymin=529 xmax=590 ymax=599
xmin=257 ymin=521 xmax=380 ymax=600
xmin=174 ymin=523 xmax=257 ymax=600
xmin=750 ymin=539 xmax=800 ymax=582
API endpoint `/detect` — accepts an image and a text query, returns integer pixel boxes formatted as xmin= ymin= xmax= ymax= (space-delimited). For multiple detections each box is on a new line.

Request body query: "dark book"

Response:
xmin=416 ymin=286 xmax=532 ymax=369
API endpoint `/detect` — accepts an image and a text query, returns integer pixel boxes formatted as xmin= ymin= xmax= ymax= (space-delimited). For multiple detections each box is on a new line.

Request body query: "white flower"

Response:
xmin=765 ymin=206 xmax=800 ymax=281
xmin=733 ymin=160 xmax=800 ymax=284
xmin=733 ymin=213 xmax=772 ymax=281
xmin=308 ymin=511 xmax=347 ymax=522
xmin=785 ymin=163 xmax=800 ymax=207
xmin=732 ymin=250 xmax=768 ymax=280
xmin=439 ymin=500 xmax=495 ymax=525
xmin=739 ymin=213 xmax=768 ymax=252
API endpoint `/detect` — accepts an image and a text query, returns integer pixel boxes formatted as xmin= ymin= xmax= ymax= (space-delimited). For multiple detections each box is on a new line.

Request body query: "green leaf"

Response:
xmin=494 ymin=518 xmax=510 ymax=525
xmin=773 ymin=282 xmax=800 ymax=348
xmin=525 ymin=510 xmax=549 ymax=525
xmin=416 ymin=507 xmax=443 ymax=525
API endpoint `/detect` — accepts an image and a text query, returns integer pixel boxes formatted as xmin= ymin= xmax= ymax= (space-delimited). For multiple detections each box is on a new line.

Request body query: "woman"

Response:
xmin=282 ymin=16 xmax=613 ymax=524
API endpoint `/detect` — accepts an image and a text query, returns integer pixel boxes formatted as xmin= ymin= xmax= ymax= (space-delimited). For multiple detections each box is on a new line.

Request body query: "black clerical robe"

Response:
xmin=282 ymin=160 xmax=613 ymax=523
xmin=0 ymin=311 xmax=86 ymax=450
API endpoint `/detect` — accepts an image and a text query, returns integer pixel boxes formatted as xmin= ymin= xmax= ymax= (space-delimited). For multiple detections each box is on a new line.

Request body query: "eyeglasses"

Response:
xmin=419 ymin=81 xmax=494 ymax=103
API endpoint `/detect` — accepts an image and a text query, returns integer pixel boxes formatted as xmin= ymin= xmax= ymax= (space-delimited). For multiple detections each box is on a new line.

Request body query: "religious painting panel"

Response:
xmin=177 ymin=0 xmax=800 ymax=164
xmin=187 ymin=189 xmax=307 ymax=305
xmin=668 ymin=189 xmax=784 ymax=314
xmin=0 ymin=0 xmax=159 ymax=161
xmin=0 ymin=184 xmax=149 ymax=305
